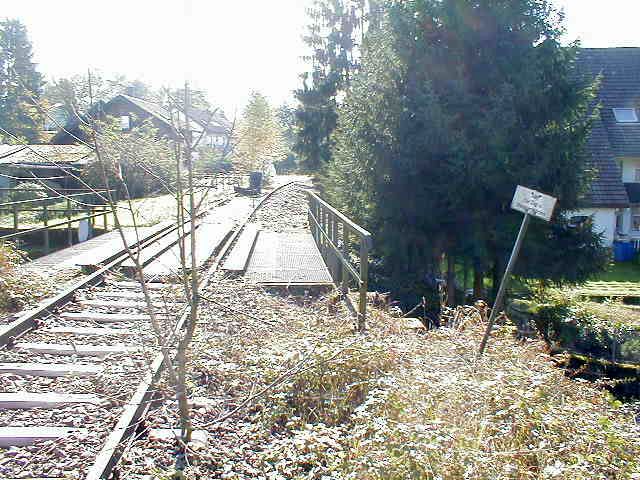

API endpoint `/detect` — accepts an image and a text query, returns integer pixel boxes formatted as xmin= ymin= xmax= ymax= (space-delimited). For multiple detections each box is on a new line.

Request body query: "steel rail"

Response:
xmin=0 ymin=194 xmax=230 ymax=349
xmin=85 ymin=180 xmax=300 ymax=480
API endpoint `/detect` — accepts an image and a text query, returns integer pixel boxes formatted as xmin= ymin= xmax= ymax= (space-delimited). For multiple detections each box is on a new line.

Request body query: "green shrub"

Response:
xmin=83 ymin=120 xmax=175 ymax=200
xmin=531 ymin=291 xmax=640 ymax=363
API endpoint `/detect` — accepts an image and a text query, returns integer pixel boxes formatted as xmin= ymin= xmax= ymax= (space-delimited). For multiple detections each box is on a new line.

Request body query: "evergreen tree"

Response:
xmin=0 ymin=19 xmax=44 ymax=143
xmin=294 ymin=0 xmax=369 ymax=171
xmin=275 ymin=103 xmax=299 ymax=173
xmin=326 ymin=0 xmax=607 ymax=305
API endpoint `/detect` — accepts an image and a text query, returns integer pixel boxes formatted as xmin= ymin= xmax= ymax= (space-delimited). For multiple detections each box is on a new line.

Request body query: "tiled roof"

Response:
xmin=575 ymin=48 xmax=639 ymax=207
xmin=0 ymin=144 xmax=94 ymax=166
xmin=186 ymin=108 xmax=232 ymax=135
xmin=120 ymin=95 xmax=173 ymax=127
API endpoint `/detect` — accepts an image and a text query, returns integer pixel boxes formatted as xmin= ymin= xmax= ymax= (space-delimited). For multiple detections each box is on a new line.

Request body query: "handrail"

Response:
xmin=307 ymin=191 xmax=372 ymax=245
xmin=306 ymin=191 xmax=372 ymax=331
xmin=0 ymin=191 xmax=111 ymax=208
xmin=0 ymin=209 xmax=112 ymax=241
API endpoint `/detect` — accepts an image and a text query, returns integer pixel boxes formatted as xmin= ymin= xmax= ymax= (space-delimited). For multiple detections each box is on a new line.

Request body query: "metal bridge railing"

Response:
xmin=307 ymin=191 xmax=372 ymax=331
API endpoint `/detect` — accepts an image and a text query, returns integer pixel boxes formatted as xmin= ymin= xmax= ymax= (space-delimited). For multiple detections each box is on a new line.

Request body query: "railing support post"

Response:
xmin=341 ymin=225 xmax=349 ymax=295
xmin=12 ymin=204 xmax=18 ymax=233
xmin=329 ymin=214 xmax=337 ymax=281
xmin=358 ymin=238 xmax=370 ymax=332
xmin=43 ymin=203 xmax=50 ymax=255
xmin=67 ymin=198 xmax=73 ymax=246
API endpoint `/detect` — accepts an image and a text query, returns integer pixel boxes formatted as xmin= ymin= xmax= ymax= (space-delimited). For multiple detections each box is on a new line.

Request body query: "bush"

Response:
xmin=8 ymin=182 xmax=49 ymax=207
xmin=529 ymin=291 xmax=640 ymax=363
xmin=83 ymin=120 xmax=175 ymax=200
xmin=0 ymin=242 xmax=48 ymax=311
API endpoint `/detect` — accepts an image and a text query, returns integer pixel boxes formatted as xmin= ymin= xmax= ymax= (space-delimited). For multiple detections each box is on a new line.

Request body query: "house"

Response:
xmin=0 ymin=144 xmax=95 ymax=190
xmin=51 ymin=94 xmax=231 ymax=149
xmin=572 ymin=47 xmax=640 ymax=248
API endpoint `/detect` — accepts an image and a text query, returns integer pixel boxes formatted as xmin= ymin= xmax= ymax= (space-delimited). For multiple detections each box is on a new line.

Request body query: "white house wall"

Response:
xmin=621 ymin=157 xmax=640 ymax=183
xmin=572 ymin=208 xmax=617 ymax=246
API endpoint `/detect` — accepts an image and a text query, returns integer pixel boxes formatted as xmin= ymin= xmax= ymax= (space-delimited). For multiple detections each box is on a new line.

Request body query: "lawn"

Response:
xmin=595 ymin=261 xmax=640 ymax=283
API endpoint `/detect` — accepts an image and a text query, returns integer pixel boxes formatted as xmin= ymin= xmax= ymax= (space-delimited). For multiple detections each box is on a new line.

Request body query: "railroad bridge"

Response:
xmin=0 ymin=179 xmax=372 ymax=479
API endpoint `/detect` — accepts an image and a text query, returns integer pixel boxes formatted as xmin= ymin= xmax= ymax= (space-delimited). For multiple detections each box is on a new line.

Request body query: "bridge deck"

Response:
xmin=243 ymin=231 xmax=333 ymax=286
xmin=27 ymin=227 xmax=156 ymax=269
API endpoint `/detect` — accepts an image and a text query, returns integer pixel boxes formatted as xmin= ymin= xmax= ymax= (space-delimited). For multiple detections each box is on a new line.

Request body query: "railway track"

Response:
xmin=0 ymin=181 xmax=298 ymax=480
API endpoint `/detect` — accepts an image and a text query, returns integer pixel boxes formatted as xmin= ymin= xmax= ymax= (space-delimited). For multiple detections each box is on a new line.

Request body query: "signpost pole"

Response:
xmin=477 ymin=213 xmax=531 ymax=357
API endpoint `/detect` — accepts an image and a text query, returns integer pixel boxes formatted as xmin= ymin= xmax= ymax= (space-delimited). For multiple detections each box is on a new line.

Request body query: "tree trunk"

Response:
xmin=446 ymin=253 xmax=456 ymax=306
xmin=473 ymin=267 xmax=484 ymax=299
xmin=491 ymin=259 xmax=501 ymax=302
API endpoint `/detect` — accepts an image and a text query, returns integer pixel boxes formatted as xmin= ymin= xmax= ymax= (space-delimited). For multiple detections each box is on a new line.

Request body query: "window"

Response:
xmin=613 ymin=108 xmax=639 ymax=123
xmin=120 ymin=115 xmax=131 ymax=131
xmin=636 ymin=168 xmax=640 ymax=182
xmin=616 ymin=210 xmax=625 ymax=234
xmin=633 ymin=207 xmax=640 ymax=232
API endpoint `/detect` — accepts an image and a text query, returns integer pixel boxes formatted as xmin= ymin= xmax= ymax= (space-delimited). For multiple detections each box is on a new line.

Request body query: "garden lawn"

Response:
xmin=595 ymin=261 xmax=640 ymax=283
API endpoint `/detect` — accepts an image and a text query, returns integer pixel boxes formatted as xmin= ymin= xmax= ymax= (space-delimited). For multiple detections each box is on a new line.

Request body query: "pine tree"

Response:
xmin=294 ymin=0 xmax=368 ymax=171
xmin=0 ymin=19 xmax=44 ymax=143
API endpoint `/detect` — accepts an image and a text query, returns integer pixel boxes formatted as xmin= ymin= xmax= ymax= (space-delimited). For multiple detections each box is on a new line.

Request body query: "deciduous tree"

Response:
xmin=232 ymin=91 xmax=286 ymax=174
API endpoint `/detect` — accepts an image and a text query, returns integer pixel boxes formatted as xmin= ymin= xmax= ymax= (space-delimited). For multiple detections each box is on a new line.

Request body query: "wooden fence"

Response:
xmin=0 ymin=188 xmax=114 ymax=254
xmin=307 ymin=191 xmax=373 ymax=331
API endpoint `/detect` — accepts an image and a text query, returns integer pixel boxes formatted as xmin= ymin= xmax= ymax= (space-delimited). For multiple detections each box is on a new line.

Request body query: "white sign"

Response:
xmin=511 ymin=185 xmax=557 ymax=222
xmin=78 ymin=219 xmax=90 ymax=242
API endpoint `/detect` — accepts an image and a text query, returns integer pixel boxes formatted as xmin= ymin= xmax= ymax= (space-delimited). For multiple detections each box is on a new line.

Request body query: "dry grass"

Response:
xmin=583 ymin=300 xmax=640 ymax=326
xmin=119 ymin=278 xmax=640 ymax=479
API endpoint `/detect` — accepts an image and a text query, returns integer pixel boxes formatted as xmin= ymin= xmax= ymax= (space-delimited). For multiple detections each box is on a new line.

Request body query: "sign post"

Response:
xmin=477 ymin=186 xmax=557 ymax=357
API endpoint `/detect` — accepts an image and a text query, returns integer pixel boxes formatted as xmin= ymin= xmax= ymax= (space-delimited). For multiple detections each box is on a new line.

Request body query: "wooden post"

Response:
xmin=358 ymin=237 xmax=369 ymax=332
xmin=66 ymin=198 xmax=73 ymax=246
xmin=43 ymin=203 xmax=50 ymax=254
xmin=12 ymin=204 xmax=18 ymax=233
xmin=87 ymin=207 xmax=93 ymax=240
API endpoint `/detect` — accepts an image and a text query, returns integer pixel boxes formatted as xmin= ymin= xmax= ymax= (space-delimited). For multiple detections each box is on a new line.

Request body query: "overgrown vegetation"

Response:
xmin=0 ymin=242 xmax=51 ymax=312
xmin=162 ymin=283 xmax=640 ymax=479
xmin=83 ymin=120 xmax=175 ymax=199
xmin=521 ymin=290 xmax=640 ymax=365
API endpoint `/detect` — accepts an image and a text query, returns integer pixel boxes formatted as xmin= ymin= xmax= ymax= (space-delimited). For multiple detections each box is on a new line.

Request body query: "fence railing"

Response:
xmin=307 ymin=191 xmax=372 ymax=331
xmin=0 ymin=189 xmax=114 ymax=254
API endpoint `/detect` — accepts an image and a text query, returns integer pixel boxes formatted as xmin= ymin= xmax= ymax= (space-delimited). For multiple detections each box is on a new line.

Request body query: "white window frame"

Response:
xmin=613 ymin=108 xmax=639 ymax=123
xmin=635 ymin=168 xmax=640 ymax=182
xmin=632 ymin=207 xmax=640 ymax=232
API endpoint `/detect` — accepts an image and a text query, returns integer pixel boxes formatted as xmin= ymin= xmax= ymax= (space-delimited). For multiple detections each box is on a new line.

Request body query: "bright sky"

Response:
xmin=1 ymin=0 xmax=639 ymax=115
